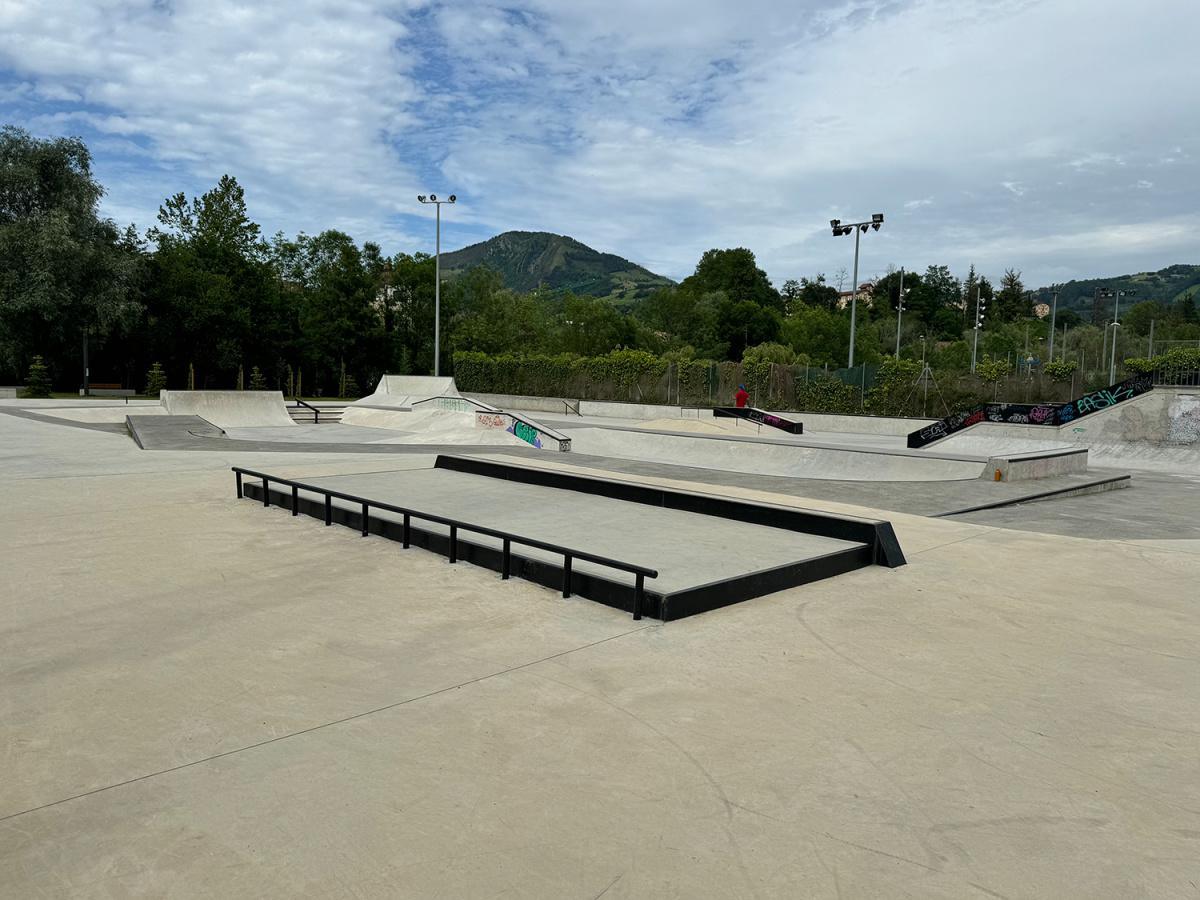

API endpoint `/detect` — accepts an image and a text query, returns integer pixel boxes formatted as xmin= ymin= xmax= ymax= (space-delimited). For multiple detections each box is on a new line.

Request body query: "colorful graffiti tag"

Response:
xmin=907 ymin=374 xmax=1154 ymax=449
xmin=507 ymin=419 xmax=543 ymax=449
xmin=714 ymin=406 xmax=804 ymax=434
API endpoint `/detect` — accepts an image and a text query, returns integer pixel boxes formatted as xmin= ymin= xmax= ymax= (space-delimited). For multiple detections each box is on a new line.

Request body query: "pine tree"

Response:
xmin=961 ymin=264 xmax=979 ymax=327
xmin=145 ymin=362 xmax=167 ymax=397
xmin=995 ymin=269 xmax=1028 ymax=322
xmin=236 ymin=365 xmax=245 ymax=390
xmin=249 ymin=366 xmax=267 ymax=391
xmin=24 ymin=355 xmax=52 ymax=398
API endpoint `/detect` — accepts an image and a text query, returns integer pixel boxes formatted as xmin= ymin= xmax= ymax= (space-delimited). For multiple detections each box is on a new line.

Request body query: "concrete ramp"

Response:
xmin=160 ymin=391 xmax=295 ymax=428
xmin=356 ymin=375 xmax=460 ymax=409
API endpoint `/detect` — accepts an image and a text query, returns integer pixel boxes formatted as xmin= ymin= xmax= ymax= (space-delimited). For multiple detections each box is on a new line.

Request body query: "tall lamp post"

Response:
xmin=1047 ymin=288 xmax=1059 ymax=360
xmin=970 ymin=285 xmax=987 ymax=372
xmin=894 ymin=267 xmax=908 ymax=357
xmin=417 ymin=193 xmax=456 ymax=376
xmin=1107 ymin=288 xmax=1136 ymax=384
xmin=830 ymin=213 xmax=883 ymax=368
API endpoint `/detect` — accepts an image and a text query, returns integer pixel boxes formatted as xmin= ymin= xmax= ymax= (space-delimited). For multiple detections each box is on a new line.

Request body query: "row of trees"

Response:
xmin=3 ymin=126 xmax=1198 ymax=396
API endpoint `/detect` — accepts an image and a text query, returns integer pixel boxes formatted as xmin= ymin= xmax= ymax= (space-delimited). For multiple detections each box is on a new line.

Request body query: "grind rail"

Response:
xmin=231 ymin=466 xmax=656 ymax=619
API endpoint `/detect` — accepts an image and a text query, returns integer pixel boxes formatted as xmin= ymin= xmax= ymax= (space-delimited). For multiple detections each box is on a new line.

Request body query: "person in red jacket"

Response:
xmin=734 ymin=384 xmax=750 ymax=408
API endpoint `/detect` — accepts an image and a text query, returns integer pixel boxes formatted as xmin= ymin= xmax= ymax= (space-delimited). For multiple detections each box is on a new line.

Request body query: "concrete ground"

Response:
xmin=2 ymin=408 xmax=1200 ymax=898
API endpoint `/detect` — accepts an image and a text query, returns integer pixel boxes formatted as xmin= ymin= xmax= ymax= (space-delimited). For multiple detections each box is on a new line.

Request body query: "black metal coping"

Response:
xmin=714 ymin=406 xmax=803 ymax=434
xmin=433 ymin=454 xmax=906 ymax=569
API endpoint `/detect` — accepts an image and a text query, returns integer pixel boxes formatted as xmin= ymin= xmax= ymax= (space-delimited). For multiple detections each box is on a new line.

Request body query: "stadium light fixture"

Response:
xmin=417 ymin=193 xmax=458 ymax=376
xmin=830 ymin=213 xmax=885 ymax=367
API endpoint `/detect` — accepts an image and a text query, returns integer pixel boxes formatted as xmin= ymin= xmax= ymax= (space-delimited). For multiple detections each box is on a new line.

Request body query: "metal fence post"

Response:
xmin=291 ymin=485 xmax=299 ymax=516
xmin=360 ymin=502 xmax=369 ymax=536
xmin=235 ymin=470 xmax=243 ymax=498
xmin=562 ymin=555 xmax=573 ymax=598
xmin=633 ymin=573 xmax=644 ymax=621
xmin=502 ymin=539 xmax=511 ymax=579
xmin=448 ymin=525 xmax=457 ymax=563
xmin=324 ymin=494 xmax=332 ymax=526
xmin=262 ymin=477 xmax=270 ymax=507
xmin=403 ymin=513 xmax=410 ymax=548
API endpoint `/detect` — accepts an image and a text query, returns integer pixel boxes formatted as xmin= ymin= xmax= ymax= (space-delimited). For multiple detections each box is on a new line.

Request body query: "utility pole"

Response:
xmin=894 ymin=267 xmax=905 ymax=357
xmin=1148 ymin=319 xmax=1155 ymax=357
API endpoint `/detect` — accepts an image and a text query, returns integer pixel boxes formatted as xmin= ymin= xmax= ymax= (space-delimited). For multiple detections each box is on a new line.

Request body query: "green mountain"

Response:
xmin=440 ymin=231 xmax=674 ymax=302
xmin=1040 ymin=264 xmax=1200 ymax=319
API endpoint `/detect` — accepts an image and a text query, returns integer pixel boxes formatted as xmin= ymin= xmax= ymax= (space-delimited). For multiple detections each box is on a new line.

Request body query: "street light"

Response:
xmin=970 ymin=285 xmax=987 ymax=373
xmin=830 ymin=213 xmax=884 ymax=368
xmin=1100 ymin=288 xmax=1136 ymax=384
xmin=894 ymin=267 xmax=910 ymax=357
xmin=417 ymin=193 xmax=457 ymax=376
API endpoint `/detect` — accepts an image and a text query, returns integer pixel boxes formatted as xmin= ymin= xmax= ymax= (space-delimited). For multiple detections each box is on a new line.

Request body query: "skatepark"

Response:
xmin=3 ymin=376 xmax=1199 ymax=897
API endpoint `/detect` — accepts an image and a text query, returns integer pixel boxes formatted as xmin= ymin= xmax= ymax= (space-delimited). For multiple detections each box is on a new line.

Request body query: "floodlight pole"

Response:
xmin=1108 ymin=289 xmax=1135 ymax=385
xmin=417 ymin=193 xmax=457 ymax=377
xmin=848 ymin=227 xmax=861 ymax=368
xmin=894 ymin=267 xmax=905 ymax=357
xmin=829 ymin=214 xmax=883 ymax=369
xmin=435 ymin=202 xmax=441 ymax=376
xmin=970 ymin=285 xmax=984 ymax=373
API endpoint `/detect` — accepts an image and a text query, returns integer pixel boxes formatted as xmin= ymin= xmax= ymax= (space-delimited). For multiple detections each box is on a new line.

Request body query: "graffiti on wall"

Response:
xmin=907 ymin=374 xmax=1154 ymax=449
xmin=507 ymin=419 xmax=544 ymax=448
xmin=475 ymin=412 xmax=508 ymax=429
xmin=1168 ymin=394 xmax=1200 ymax=444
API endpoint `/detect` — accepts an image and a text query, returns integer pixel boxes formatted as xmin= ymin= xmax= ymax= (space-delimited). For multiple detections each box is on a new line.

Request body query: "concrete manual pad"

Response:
xmin=289 ymin=467 xmax=866 ymax=596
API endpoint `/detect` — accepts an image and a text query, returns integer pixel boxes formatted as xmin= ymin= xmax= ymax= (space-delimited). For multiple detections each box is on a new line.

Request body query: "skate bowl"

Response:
xmin=159 ymin=391 xmax=294 ymax=428
xmin=355 ymin=375 xmax=461 ymax=410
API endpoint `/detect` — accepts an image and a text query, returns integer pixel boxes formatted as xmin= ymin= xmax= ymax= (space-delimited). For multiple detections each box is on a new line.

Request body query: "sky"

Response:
xmin=1 ymin=0 xmax=1196 ymax=290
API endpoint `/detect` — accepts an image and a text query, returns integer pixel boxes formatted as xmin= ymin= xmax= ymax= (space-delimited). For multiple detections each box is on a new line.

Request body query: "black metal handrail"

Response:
xmin=293 ymin=399 xmax=320 ymax=423
xmin=231 ymin=466 xmax=656 ymax=619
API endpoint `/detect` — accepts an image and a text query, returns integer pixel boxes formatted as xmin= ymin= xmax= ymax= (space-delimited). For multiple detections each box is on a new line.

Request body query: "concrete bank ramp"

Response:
xmin=356 ymin=375 xmax=461 ymax=409
xmin=160 ymin=391 xmax=294 ymax=428
xmin=564 ymin=424 xmax=986 ymax=481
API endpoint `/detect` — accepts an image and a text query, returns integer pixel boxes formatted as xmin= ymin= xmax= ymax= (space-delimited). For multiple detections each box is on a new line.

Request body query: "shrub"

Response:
xmin=1043 ymin=358 xmax=1078 ymax=382
xmin=975 ymin=355 xmax=1012 ymax=385
xmin=145 ymin=362 xmax=167 ymax=397
xmin=24 ymin=355 xmax=51 ymax=398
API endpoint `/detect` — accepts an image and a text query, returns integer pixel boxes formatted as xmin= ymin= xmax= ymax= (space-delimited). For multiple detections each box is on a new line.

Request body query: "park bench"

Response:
xmin=80 ymin=383 xmax=136 ymax=398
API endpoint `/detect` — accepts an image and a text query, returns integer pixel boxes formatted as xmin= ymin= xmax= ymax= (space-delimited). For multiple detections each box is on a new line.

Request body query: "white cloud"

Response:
xmin=0 ymin=0 xmax=1197 ymax=287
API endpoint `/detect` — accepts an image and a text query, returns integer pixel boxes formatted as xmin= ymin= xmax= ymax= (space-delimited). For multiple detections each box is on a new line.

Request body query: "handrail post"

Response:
xmin=291 ymin=485 xmax=299 ymax=516
xmin=324 ymin=494 xmax=332 ymax=526
xmin=633 ymin=574 xmax=644 ymax=621
xmin=262 ymin=477 xmax=270 ymax=507
xmin=501 ymin=539 xmax=511 ymax=579
xmin=562 ymin=555 xmax=573 ymax=598
xmin=235 ymin=470 xmax=243 ymax=499
xmin=361 ymin=502 xmax=369 ymax=537
xmin=449 ymin=525 xmax=457 ymax=563
xmin=403 ymin=513 xmax=410 ymax=548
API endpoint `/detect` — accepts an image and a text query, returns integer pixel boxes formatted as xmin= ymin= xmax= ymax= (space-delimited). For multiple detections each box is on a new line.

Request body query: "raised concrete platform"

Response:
xmin=238 ymin=456 xmax=904 ymax=620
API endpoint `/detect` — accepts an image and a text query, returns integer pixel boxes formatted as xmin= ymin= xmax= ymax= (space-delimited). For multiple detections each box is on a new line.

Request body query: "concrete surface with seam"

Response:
xmin=2 ymin=406 xmax=1200 ymax=898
